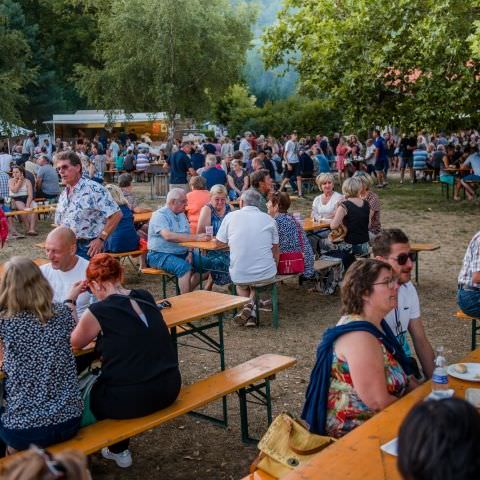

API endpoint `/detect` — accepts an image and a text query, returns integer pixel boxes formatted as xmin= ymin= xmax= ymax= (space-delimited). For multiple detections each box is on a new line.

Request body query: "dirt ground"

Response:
xmin=0 ymin=174 xmax=478 ymax=480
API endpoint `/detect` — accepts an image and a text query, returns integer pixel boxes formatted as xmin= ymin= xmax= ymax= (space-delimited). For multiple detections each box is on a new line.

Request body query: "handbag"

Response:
xmin=250 ymin=413 xmax=335 ymax=478
xmin=277 ymin=218 xmax=305 ymax=275
xmin=78 ymin=367 xmax=100 ymax=427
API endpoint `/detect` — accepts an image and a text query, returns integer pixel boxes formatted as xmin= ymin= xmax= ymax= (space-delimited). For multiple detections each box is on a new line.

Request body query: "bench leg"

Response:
xmin=162 ymin=276 xmax=167 ymax=299
xmin=415 ymin=253 xmax=419 ymax=284
xmin=472 ymin=319 xmax=479 ymax=351
xmin=272 ymin=283 xmax=279 ymax=329
xmin=238 ymin=378 xmax=272 ymax=444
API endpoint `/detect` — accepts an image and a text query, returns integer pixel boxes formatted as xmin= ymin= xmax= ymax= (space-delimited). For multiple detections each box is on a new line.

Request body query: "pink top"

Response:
xmin=336 ymin=144 xmax=350 ymax=160
xmin=186 ymin=190 xmax=211 ymax=233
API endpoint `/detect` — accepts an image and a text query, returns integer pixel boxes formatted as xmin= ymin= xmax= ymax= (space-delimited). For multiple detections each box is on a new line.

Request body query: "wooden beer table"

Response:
xmin=302 ymin=218 xmax=330 ymax=232
xmin=133 ymin=210 xmax=153 ymax=223
xmin=283 ymin=348 xmax=480 ymax=480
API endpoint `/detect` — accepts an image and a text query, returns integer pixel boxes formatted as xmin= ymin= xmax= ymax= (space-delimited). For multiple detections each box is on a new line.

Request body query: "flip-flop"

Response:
xmin=27 ymin=231 xmax=39 ymax=236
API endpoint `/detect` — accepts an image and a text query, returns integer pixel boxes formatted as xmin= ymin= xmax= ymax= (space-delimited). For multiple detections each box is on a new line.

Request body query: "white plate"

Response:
xmin=380 ymin=437 xmax=398 ymax=456
xmin=447 ymin=363 xmax=480 ymax=381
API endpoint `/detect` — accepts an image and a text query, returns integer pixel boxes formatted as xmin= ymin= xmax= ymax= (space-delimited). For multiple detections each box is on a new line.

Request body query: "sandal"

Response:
xmin=27 ymin=231 xmax=39 ymax=236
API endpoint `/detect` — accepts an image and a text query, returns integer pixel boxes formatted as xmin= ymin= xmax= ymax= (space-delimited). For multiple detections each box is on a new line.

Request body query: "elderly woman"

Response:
xmin=354 ymin=171 xmax=381 ymax=240
xmin=227 ymin=158 xmax=250 ymax=200
xmin=311 ymin=173 xmax=344 ymax=223
xmin=70 ymin=254 xmax=181 ymax=467
xmin=8 ymin=165 xmax=37 ymax=235
xmin=0 ymin=257 xmax=82 ymax=452
xmin=302 ymin=259 xmax=416 ymax=437
xmin=186 ymin=175 xmax=211 ymax=234
xmin=197 ymin=184 xmax=232 ymax=288
xmin=330 ymin=177 xmax=370 ymax=255
xmin=267 ymin=192 xmax=315 ymax=279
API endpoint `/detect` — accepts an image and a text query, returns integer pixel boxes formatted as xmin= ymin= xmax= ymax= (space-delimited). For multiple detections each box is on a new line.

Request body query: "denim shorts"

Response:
xmin=0 ymin=415 xmax=81 ymax=451
xmin=147 ymin=251 xmax=216 ymax=277
xmin=463 ymin=174 xmax=480 ymax=183
xmin=457 ymin=288 xmax=480 ymax=318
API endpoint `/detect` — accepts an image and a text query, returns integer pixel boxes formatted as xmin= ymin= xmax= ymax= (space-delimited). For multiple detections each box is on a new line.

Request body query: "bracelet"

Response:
xmin=63 ymin=298 xmax=76 ymax=306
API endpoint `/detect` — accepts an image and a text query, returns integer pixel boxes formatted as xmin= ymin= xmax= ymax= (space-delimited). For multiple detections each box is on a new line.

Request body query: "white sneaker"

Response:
xmin=101 ymin=447 xmax=133 ymax=468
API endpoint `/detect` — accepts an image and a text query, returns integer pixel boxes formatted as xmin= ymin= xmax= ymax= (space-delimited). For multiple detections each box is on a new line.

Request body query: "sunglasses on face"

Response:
xmin=391 ymin=252 xmax=417 ymax=266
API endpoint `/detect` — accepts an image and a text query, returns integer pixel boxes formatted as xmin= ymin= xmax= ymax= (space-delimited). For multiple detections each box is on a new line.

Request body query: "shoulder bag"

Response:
xmin=277 ymin=217 xmax=305 ymax=275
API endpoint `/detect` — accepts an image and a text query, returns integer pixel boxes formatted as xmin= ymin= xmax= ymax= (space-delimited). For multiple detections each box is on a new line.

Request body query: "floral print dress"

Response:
xmin=325 ymin=316 xmax=408 ymax=438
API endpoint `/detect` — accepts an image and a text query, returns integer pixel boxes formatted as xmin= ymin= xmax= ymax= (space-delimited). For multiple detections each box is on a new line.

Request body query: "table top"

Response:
xmin=283 ymin=348 xmax=480 ymax=480
xmin=302 ymin=218 xmax=330 ymax=232
xmin=410 ymin=243 xmax=441 ymax=252
xmin=5 ymin=205 xmax=56 ymax=217
xmin=133 ymin=211 xmax=153 ymax=223
xmin=161 ymin=290 xmax=249 ymax=327
xmin=179 ymin=239 xmax=227 ymax=251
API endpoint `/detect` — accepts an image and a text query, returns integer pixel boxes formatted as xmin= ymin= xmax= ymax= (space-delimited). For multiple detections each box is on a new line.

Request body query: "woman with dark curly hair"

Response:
xmin=69 ymin=253 xmax=181 ymax=469
xmin=302 ymin=259 xmax=417 ymax=438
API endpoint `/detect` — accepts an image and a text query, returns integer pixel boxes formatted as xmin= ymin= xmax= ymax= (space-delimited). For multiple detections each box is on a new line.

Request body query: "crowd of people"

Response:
xmin=0 ymin=125 xmax=479 ymax=479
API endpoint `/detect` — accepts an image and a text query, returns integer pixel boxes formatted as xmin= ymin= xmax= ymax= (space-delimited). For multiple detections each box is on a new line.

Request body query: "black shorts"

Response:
xmin=284 ymin=162 xmax=300 ymax=179
xmin=401 ymin=157 xmax=413 ymax=169
xmin=374 ymin=159 xmax=385 ymax=172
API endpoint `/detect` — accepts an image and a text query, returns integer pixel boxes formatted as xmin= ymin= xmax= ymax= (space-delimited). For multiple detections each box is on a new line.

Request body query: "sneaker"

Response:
xmin=245 ymin=316 xmax=258 ymax=328
xmin=259 ymin=299 xmax=272 ymax=312
xmin=234 ymin=304 xmax=253 ymax=326
xmin=101 ymin=447 xmax=133 ymax=468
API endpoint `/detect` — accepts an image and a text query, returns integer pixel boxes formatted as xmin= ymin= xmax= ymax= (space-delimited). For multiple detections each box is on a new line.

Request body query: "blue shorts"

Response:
xmin=0 ymin=415 xmax=81 ymax=451
xmin=463 ymin=174 xmax=480 ymax=183
xmin=147 ymin=251 xmax=216 ymax=277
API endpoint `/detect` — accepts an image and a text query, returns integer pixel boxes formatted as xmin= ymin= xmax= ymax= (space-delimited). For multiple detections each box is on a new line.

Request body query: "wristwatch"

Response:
xmin=99 ymin=230 xmax=108 ymax=241
xmin=63 ymin=298 xmax=76 ymax=306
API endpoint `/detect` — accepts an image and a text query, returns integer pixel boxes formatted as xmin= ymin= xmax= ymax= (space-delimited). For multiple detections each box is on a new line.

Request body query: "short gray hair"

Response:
xmin=241 ymin=188 xmax=262 ymax=208
xmin=167 ymin=188 xmax=186 ymax=203
xmin=205 ymin=154 xmax=217 ymax=167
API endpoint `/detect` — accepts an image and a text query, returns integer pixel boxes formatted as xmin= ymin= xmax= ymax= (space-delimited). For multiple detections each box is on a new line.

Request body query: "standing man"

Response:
xmin=166 ymin=141 xmax=197 ymax=192
xmin=41 ymin=226 xmax=94 ymax=317
xmin=55 ymin=151 xmax=122 ymax=259
xmin=399 ymin=133 xmax=416 ymax=184
xmin=372 ymin=229 xmax=434 ymax=378
xmin=457 ymin=230 xmax=480 ymax=318
xmin=373 ymin=129 xmax=388 ymax=188
xmin=279 ymin=132 xmax=302 ymax=196
xmin=239 ymin=132 xmax=252 ymax=161
xmin=20 ymin=132 xmax=35 ymax=165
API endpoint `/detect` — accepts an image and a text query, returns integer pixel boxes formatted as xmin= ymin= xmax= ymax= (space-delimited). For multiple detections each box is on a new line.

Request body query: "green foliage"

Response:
xmin=75 ymin=0 xmax=254 ymax=134
xmin=263 ymin=0 xmax=480 ymax=132
xmin=210 ymin=84 xmax=256 ymax=126
xmin=0 ymin=0 xmax=35 ymax=126
xmin=226 ymin=94 xmax=343 ymax=137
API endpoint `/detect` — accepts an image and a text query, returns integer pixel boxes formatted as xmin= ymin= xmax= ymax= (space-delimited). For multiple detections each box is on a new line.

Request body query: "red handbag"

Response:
xmin=277 ymin=217 xmax=305 ymax=275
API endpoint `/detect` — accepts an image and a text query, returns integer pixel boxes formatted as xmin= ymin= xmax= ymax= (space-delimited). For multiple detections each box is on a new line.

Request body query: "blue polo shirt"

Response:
xmin=147 ymin=206 xmax=190 ymax=254
xmin=167 ymin=150 xmax=192 ymax=184
xmin=201 ymin=167 xmax=227 ymax=190
xmin=374 ymin=137 xmax=388 ymax=161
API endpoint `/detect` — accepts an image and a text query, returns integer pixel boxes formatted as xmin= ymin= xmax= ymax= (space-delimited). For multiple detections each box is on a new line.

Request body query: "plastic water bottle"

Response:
xmin=431 ymin=346 xmax=450 ymax=398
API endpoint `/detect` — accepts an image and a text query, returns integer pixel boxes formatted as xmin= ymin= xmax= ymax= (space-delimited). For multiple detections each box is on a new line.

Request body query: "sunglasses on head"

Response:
xmin=392 ymin=252 xmax=416 ymax=266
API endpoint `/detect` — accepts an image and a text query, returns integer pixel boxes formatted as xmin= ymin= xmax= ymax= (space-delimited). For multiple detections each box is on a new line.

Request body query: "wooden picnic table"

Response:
xmin=229 ymin=195 xmax=299 ymax=207
xmin=282 ymin=347 xmax=480 ymax=480
xmin=410 ymin=243 xmax=440 ymax=283
xmin=133 ymin=210 xmax=153 ymax=223
xmin=302 ymin=218 xmax=330 ymax=232
xmin=5 ymin=204 xmax=56 ymax=217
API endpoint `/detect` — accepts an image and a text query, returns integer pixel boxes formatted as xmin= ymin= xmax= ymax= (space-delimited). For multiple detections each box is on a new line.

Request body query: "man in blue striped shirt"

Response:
xmin=412 ymin=143 xmax=429 ymax=182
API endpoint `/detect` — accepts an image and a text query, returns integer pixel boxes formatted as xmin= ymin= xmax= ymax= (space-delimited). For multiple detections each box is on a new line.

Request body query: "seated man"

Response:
xmin=457 ymin=230 xmax=480 ymax=318
xmin=216 ymin=189 xmax=279 ymax=327
xmin=35 ymin=154 xmax=61 ymax=200
xmin=372 ymin=229 xmax=434 ymax=379
xmin=147 ymin=188 xmax=211 ymax=294
xmin=459 ymin=144 xmax=480 ymax=200
xmin=250 ymin=169 xmax=273 ymax=214
xmin=41 ymin=226 xmax=93 ymax=318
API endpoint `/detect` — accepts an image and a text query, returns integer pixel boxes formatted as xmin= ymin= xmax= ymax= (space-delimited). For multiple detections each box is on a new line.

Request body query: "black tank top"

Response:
xmin=90 ymin=288 xmax=179 ymax=386
xmin=342 ymin=200 xmax=370 ymax=245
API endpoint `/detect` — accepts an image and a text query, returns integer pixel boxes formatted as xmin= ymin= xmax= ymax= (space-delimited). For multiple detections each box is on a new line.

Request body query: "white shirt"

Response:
xmin=384 ymin=281 xmax=420 ymax=356
xmin=311 ymin=191 xmax=343 ymax=220
xmin=239 ymin=138 xmax=251 ymax=159
xmin=216 ymin=206 xmax=279 ymax=284
xmin=40 ymin=256 xmax=93 ymax=318
xmin=0 ymin=154 xmax=12 ymax=172
xmin=284 ymin=140 xmax=299 ymax=163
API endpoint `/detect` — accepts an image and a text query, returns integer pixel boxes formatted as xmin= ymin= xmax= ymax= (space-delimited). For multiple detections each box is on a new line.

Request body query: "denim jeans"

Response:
xmin=76 ymin=239 xmax=92 ymax=260
xmin=457 ymin=288 xmax=480 ymax=318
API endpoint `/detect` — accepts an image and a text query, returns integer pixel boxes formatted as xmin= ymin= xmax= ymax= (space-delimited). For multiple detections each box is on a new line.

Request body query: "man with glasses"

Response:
xmin=55 ymin=151 xmax=122 ymax=259
xmin=372 ymin=228 xmax=434 ymax=378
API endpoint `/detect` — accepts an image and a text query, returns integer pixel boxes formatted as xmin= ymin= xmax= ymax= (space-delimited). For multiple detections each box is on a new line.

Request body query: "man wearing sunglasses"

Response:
xmin=372 ymin=228 xmax=434 ymax=379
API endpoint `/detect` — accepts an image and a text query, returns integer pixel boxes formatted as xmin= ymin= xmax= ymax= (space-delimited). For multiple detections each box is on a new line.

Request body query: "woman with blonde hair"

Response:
xmin=311 ymin=173 xmax=344 ymax=223
xmin=103 ymin=184 xmax=139 ymax=253
xmin=0 ymin=257 xmax=82 ymax=453
xmin=197 ymin=184 xmax=232 ymax=288
xmin=330 ymin=177 xmax=370 ymax=255
xmin=8 ymin=165 xmax=37 ymax=235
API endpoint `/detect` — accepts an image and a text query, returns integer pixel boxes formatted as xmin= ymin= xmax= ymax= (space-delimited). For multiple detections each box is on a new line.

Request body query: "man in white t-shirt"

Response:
xmin=0 ymin=148 xmax=12 ymax=172
xmin=40 ymin=226 xmax=93 ymax=318
xmin=372 ymin=228 xmax=434 ymax=378
xmin=279 ymin=132 xmax=303 ymax=196
xmin=216 ymin=188 xmax=279 ymax=327
xmin=239 ymin=131 xmax=252 ymax=161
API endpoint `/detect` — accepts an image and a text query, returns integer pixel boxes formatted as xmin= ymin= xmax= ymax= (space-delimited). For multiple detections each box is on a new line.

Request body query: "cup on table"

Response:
xmin=205 ymin=226 xmax=214 ymax=238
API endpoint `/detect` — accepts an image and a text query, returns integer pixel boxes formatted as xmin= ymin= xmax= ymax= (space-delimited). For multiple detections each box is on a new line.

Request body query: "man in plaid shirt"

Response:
xmin=457 ymin=231 xmax=480 ymax=318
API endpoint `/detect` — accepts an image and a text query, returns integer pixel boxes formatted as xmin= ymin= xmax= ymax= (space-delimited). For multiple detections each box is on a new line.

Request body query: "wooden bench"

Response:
xmin=455 ymin=310 xmax=480 ymax=350
xmin=0 ymin=354 xmax=296 ymax=471
xmin=241 ymin=471 xmax=277 ymax=480
xmin=141 ymin=267 xmax=180 ymax=297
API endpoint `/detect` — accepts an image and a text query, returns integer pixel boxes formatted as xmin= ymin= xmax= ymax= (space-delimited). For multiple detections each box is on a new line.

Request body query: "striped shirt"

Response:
xmin=458 ymin=231 xmax=480 ymax=287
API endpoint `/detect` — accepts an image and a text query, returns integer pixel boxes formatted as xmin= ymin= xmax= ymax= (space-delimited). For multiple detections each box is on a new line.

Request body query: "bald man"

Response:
xmin=40 ymin=226 xmax=93 ymax=317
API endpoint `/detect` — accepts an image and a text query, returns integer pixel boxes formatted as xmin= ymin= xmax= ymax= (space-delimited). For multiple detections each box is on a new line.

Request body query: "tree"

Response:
xmin=75 ymin=0 xmax=254 ymax=143
xmin=263 ymin=0 xmax=480 ymax=132
xmin=210 ymin=84 xmax=256 ymax=127
xmin=0 ymin=0 xmax=35 ymax=127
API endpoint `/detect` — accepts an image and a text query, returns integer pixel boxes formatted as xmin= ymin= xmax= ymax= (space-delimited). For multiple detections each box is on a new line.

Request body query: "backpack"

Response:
xmin=123 ymin=153 xmax=135 ymax=171
xmin=0 ymin=208 xmax=9 ymax=247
